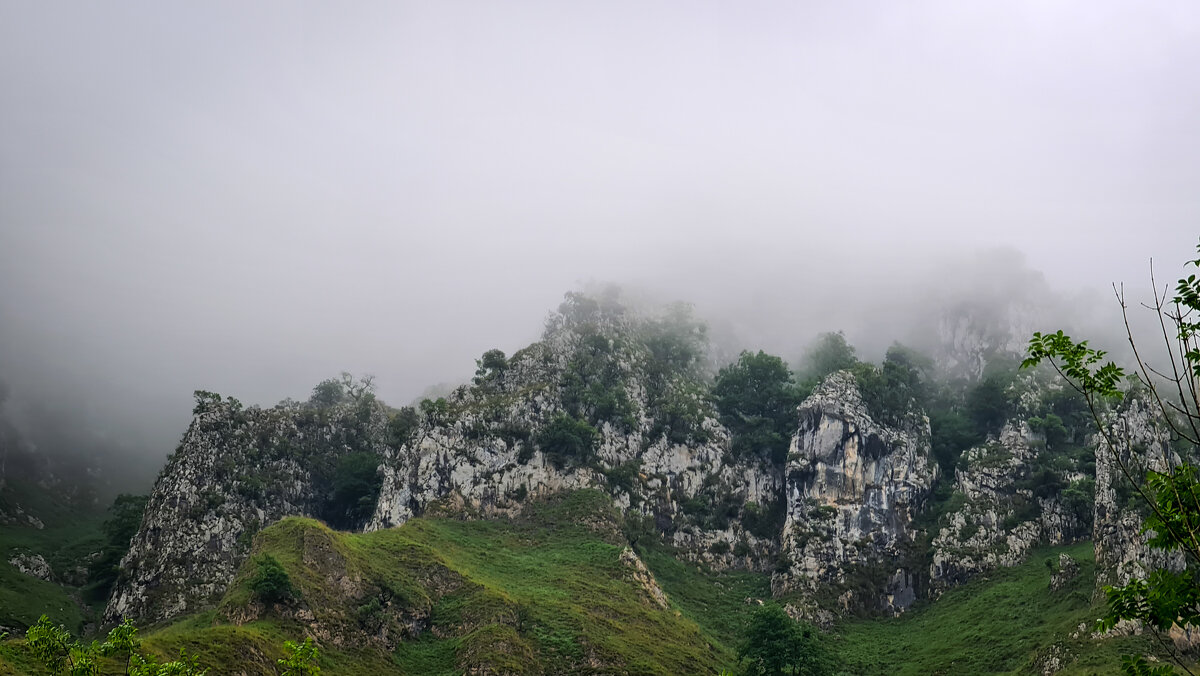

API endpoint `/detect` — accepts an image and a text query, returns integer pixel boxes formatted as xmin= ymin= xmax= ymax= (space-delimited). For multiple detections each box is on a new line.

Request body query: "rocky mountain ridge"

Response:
xmin=103 ymin=291 xmax=1167 ymax=635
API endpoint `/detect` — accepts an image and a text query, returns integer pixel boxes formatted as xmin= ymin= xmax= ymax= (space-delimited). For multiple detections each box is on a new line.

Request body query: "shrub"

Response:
xmin=248 ymin=554 xmax=294 ymax=604
xmin=713 ymin=351 xmax=802 ymax=464
xmin=328 ymin=452 xmax=383 ymax=528
xmin=535 ymin=413 xmax=598 ymax=469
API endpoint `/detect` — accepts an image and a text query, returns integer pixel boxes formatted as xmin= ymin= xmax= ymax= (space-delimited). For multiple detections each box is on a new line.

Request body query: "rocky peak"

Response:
xmin=774 ymin=370 xmax=936 ymax=616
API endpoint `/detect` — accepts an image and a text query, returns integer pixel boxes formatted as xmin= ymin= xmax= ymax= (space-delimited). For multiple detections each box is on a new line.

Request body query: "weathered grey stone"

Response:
xmin=773 ymin=371 xmax=936 ymax=615
xmin=9 ymin=552 xmax=52 ymax=581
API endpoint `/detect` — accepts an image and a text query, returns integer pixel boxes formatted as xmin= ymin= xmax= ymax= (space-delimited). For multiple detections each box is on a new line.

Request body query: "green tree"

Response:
xmin=327 ymin=452 xmax=382 ymax=528
xmin=797 ymin=331 xmax=858 ymax=384
xmin=737 ymin=604 xmax=833 ymax=676
xmin=713 ymin=351 xmax=802 ymax=464
xmin=248 ymin=554 xmax=294 ymax=605
xmin=535 ymin=413 xmax=598 ymax=469
xmin=88 ymin=494 xmax=149 ymax=601
xmin=1022 ymin=243 xmax=1200 ymax=675
xmin=966 ymin=374 xmax=1012 ymax=436
xmin=386 ymin=406 xmax=419 ymax=448
xmin=474 ymin=349 xmax=508 ymax=384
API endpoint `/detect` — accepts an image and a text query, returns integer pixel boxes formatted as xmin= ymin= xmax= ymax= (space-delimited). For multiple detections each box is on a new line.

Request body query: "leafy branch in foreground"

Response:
xmin=1023 ymin=242 xmax=1200 ymax=675
xmin=24 ymin=615 xmax=321 ymax=676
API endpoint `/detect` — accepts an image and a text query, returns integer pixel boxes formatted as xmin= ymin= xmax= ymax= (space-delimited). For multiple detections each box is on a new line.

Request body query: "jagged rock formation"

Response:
xmin=110 ymin=297 xmax=785 ymax=625
xmin=106 ymin=290 xmax=1143 ymax=631
xmin=367 ymin=296 xmax=782 ymax=566
xmin=931 ymin=421 xmax=1086 ymax=589
xmin=106 ymin=395 xmax=391 ymax=624
xmin=1092 ymin=396 xmax=1184 ymax=590
xmin=932 ymin=302 xmax=1046 ymax=381
xmin=9 ymin=553 xmax=52 ymax=581
xmin=773 ymin=371 xmax=936 ymax=615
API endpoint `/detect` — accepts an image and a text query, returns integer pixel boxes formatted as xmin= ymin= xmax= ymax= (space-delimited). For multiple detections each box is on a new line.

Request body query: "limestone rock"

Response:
xmin=773 ymin=371 xmax=936 ymax=615
xmin=9 ymin=552 xmax=52 ymax=581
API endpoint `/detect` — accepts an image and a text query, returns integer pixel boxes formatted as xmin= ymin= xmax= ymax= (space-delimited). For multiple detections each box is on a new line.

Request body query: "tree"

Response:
xmin=713 ymin=351 xmax=803 ymax=464
xmin=1022 ymin=243 xmax=1200 ymax=675
xmin=328 ymin=452 xmax=383 ymax=528
xmin=248 ymin=554 xmax=294 ymax=605
xmin=88 ymin=494 xmax=149 ymax=601
xmin=737 ymin=604 xmax=833 ymax=676
xmin=474 ymin=349 xmax=508 ymax=385
xmin=308 ymin=373 xmax=375 ymax=408
xmin=535 ymin=412 xmax=598 ymax=469
xmin=797 ymin=331 xmax=858 ymax=384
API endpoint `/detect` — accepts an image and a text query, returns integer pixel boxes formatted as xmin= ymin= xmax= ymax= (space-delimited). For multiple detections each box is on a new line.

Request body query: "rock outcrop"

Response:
xmin=1092 ymin=396 xmax=1184 ymax=590
xmin=105 ymin=395 xmax=390 ymax=624
xmin=931 ymin=421 xmax=1087 ymax=589
xmin=366 ymin=298 xmax=782 ymax=568
xmin=9 ymin=552 xmax=52 ymax=581
xmin=773 ymin=371 xmax=936 ymax=615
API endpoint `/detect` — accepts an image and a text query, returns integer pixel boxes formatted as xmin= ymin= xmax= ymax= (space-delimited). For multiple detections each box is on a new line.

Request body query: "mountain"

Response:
xmin=0 ymin=289 xmax=1186 ymax=674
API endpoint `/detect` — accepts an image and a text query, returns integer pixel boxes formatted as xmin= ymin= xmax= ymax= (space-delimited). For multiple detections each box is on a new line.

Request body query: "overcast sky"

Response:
xmin=1 ymin=1 xmax=1198 ymax=480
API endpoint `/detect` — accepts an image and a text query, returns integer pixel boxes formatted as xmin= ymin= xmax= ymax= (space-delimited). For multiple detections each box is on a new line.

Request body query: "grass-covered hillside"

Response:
xmin=0 ymin=491 xmax=1179 ymax=675
xmin=0 ymin=480 xmax=107 ymax=635
xmin=833 ymin=541 xmax=1168 ymax=675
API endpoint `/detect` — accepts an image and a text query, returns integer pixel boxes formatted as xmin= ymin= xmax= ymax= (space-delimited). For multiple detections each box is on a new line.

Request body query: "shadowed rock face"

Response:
xmin=773 ymin=371 xmax=937 ymax=615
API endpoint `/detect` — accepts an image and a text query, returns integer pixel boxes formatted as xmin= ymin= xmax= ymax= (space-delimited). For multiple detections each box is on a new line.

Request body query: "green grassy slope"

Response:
xmin=145 ymin=490 xmax=732 ymax=675
xmin=832 ymin=541 xmax=1171 ymax=675
xmin=0 ymin=481 xmax=106 ymax=633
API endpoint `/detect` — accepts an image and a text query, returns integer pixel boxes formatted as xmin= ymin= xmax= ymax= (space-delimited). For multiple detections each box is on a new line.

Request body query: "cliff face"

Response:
xmin=1092 ymin=396 xmax=1184 ymax=590
xmin=109 ymin=293 xmax=1162 ymax=629
xmin=930 ymin=421 xmax=1086 ymax=589
xmin=105 ymin=396 xmax=390 ymax=624
xmin=773 ymin=371 xmax=936 ymax=615
xmin=367 ymin=301 xmax=782 ymax=565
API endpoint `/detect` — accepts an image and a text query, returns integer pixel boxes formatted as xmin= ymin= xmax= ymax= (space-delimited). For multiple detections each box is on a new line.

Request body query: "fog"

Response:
xmin=1 ymin=2 xmax=1198 ymax=490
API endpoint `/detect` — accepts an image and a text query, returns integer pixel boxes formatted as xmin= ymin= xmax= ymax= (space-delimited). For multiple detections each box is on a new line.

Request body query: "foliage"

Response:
xmin=87 ymin=494 xmax=149 ymax=601
xmin=326 ymin=452 xmax=382 ymax=529
xmin=473 ymin=349 xmax=508 ymax=385
xmin=795 ymin=331 xmax=859 ymax=392
xmin=248 ymin=555 xmax=294 ymax=605
xmin=736 ymin=604 xmax=833 ymax=676
xmin=386 ymin=407 xmax=419 ymax=448
xmin=849 ymin=344 xmax=930 ymax=426
xmin=560 ymin=333 xmax=637 ymax=431
xmin=966 ymin=373 xmax=1014 ymax=436
xmin=276 ymin=637 xmax=320 ymax=676
xmin=713 ymin=351 xmax=803 ymax=464
xmin=534 ymin=413 xmax=598 ymax=469
xmin=26 ymin=616 xmax=209 ymax=675
xmin=307 ymin=373 xmax=376 ymax=409
xmin=1022 ymin=242 xmax=1200 ymax=675
xmin=418 ymin=397 xmax=454 ymax=426
xmin=928 ymin=408 xmax=981 ymax=474
xmin=1061 ymin=478 xmax=1096 ymax=526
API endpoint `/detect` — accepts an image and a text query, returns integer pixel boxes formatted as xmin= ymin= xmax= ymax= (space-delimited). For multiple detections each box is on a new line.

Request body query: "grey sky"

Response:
xmin=2 ymin=1 xmax=1198 ymax=482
